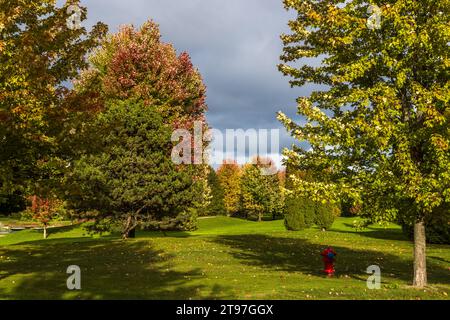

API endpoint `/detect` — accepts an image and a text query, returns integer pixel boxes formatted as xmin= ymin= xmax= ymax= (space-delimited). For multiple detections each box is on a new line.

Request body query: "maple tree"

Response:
xmin=217 ymin=161 xmax=242 ymax=216
xmin=29 ymin=195 xmax=62 ymax=239
xmin=278 ymin=0 xmax=449 ymax=287
xmin=0 ymin=0 xmax=107 ymax=196
xmin=75 ymin=20 xmax=207 ymax=131
xmin=240 ymin=158 xmax=284 ymax=222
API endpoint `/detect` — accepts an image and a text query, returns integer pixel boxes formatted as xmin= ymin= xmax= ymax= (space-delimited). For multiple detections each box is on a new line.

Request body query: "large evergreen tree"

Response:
xmin=203 ymin=166 xmax=226 ymax=216
xmin=278 ymin=0 xmax=449 ymax=287
xmin=64 ymin=100 xmax=201 ymax=238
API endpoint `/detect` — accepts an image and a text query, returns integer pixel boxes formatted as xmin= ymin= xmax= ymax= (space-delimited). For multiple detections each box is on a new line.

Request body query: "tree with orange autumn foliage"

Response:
xmin=217 ymin=161 xmax=242 ymax=216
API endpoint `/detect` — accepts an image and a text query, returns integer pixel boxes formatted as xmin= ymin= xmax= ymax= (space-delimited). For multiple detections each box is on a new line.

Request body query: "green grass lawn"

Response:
xmin=0 ymin=216 xmax=449 ymax=300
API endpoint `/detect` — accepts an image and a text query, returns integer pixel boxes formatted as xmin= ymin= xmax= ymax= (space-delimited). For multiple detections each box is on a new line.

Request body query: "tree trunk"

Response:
xmin=122 ymin=215 xmax=136 ymax=239
xmin=123 ymin=226 xmax=136 ymax=239
xmin=43 ymin=225 xmax=47 ymax=239
xmin=127 ymin=228 xmax=136 ymax=238
xmin=413 ymin=220 xmax=427 ymax=288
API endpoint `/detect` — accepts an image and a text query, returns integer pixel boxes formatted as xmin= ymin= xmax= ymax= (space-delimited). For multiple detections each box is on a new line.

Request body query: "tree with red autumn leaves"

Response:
xmin=75 ymin=20 xmax=207 ymax=132
xmin=29 ymin=195 xmax=62 ymax=239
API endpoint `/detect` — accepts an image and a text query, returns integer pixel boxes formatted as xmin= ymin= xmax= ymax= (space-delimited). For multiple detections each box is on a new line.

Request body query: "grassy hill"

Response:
xmin=0 ymin=216 xmax=449 ymax=299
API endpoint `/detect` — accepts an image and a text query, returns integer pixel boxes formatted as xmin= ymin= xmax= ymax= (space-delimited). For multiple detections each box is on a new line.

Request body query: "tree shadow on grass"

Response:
xmin=212 ymin=234 xmax=450 ymax=286
xmin=0 ymin=238 xmax=231 ymax=300
xmin=44 ymin=223 xmax=83 ymax=235
xmin=135 ymin=230 xmax=192 ymax=239
xmin=335 ymin=226 xmax=410 ymax=242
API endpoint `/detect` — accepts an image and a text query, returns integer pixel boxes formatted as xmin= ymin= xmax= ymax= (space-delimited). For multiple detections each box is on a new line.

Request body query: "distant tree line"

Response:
xmin=208 ymin=159 xmax=339 ymax=230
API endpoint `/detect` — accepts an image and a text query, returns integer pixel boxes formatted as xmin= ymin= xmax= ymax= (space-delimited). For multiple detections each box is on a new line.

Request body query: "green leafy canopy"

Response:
xmin=278 ymin=0 xmax=450 ymax=224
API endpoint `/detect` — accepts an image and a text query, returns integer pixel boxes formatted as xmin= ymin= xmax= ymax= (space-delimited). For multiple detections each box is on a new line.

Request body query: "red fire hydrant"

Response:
xmin=321 ymin=247 xmax=337 ymax=277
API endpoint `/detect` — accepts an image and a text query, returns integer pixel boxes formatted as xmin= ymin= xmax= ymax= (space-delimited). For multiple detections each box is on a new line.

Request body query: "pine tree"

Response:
xmin=204 ymin=166 xmax=226 ymax=216
xmin=64 ymin=100 xmax=201 ymax=238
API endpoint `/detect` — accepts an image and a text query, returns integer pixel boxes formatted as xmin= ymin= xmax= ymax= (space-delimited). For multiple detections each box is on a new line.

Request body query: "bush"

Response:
xmin=284 ymin=164 xmax=338 ymax=230
xmin=315 ymin=202 xmax=338 ymax=230
xmin=352 ymin=219 xmax=371 ymax=231
xmin=284 ymin=197 xmax=315 ymax=230
xmin=284 ymin=203 xmax=305 ymax=231
xmin=284 ymin=197 xmax=339 ymax=231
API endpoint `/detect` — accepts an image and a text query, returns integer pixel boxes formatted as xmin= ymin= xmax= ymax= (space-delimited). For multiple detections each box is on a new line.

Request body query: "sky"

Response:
xmin=70 ymin=0 xmax=315 ymax=168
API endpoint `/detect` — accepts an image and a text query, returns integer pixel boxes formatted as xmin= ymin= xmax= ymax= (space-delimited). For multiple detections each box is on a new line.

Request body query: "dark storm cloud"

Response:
xmin=73 ymin=0 xmax=315 ymax=161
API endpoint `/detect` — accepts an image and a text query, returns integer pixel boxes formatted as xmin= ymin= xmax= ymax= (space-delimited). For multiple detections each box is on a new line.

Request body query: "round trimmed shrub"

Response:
xmin=284 ymin=197 xmax=315 ymax=230
xmin=314 ymin=202 xmax=337 ymax=230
